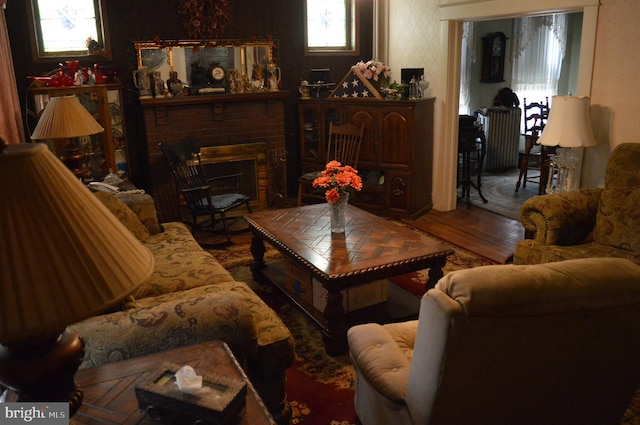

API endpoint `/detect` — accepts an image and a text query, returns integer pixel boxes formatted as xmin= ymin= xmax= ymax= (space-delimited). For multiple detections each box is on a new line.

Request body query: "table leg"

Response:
xmin=476 ymin=139 xmax=488 ymax=203
xmin=426 ymin=255 xmax=448 ymax=290
xmin=249 ymin=230 xmax=267 ymax=282
xmin=321 ymin=288 xmax=348 ymax=356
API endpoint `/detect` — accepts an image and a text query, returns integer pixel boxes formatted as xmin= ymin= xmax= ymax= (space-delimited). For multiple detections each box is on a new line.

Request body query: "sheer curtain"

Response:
xmin=0 ymin=0 xmax=24 ymax=144
xmin=511 ymin=14 xmax=568 ymax=112
xmin=459 ymin=21 xmax=475 ymax=115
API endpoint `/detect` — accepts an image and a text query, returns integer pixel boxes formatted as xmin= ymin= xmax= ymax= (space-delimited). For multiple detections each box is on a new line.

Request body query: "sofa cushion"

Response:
xmin=70 ymin=286 xmax=259 ymax=369
xmin=94 ymin=191 xmax=150 ymax=241
xmin=115 ymin=192 xmax=162 ymax=234
xmin=131 ymin=222 xmax=236 ymax=299
xmin=594 ymin=186 xmax=640 ymax=252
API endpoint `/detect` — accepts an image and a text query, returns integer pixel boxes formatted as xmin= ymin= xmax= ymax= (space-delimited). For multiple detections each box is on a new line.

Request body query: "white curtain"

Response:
xmin=0 ymin=0 xmax=24 ymax=144
xmin=459 ymin=21 xmax=475 ymax=115
xmin=511 ymin=14 xmax=568 ymax=110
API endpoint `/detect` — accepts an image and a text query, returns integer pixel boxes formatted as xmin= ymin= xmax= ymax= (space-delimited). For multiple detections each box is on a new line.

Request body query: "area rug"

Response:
xmin=462 ymin=168 xmax=540 ymax=220
xmin=206 ymin=225 xmax=640 ymax=425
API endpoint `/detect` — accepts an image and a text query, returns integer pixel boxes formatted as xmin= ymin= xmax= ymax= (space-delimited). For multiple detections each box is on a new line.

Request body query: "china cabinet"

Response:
xmin=298 ymin=97 xmax=435 ymax=218
xmin=29 ymin=83 xmax=128 ymax=181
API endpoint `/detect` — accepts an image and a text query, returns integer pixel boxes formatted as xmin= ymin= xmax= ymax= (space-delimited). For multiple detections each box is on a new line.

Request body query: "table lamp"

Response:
xmin=0 ymin=141 xmax=154 ymax=416
xmin=30 ymin=95 xmax=104 ymax=178
xmin=537 ymin=95 xmax=597 ymax=192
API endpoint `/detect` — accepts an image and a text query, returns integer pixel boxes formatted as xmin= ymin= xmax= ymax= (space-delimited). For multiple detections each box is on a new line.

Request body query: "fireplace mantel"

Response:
xmin=138 ymin=91 xmax=288 ymax=223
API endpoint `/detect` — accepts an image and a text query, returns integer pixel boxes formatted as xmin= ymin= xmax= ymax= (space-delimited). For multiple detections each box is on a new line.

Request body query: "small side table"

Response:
xmin=53 ymin=341 xmax=274 ymax=425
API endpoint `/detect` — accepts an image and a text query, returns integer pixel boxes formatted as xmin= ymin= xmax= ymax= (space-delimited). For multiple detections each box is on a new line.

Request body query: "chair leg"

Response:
xmin=219 ymin=212 xmax=232 ymax=243
xmin=191 ymin=212 xmax=199 ymax=233
xmin=297 ymin=183 xmax=303 ymax=207
xmin=515 ymin=152 xmax=529 ymax=192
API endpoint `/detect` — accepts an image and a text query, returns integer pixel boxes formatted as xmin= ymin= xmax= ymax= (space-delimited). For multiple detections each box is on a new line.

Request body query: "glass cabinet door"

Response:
xmin=300 ymin=107 xmax=320 ymax=161
xmin=29 ymin=84 xmax=128 ymax=182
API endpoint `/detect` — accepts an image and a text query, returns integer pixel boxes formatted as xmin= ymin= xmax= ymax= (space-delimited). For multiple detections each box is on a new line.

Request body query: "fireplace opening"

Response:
xmin=202 ymin=160 xmax=257 ymax=200
xmin=199 ymin=142 xmax=267 ymax=210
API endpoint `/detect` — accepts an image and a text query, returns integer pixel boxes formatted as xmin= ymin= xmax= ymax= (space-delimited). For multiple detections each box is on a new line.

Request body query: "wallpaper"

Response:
xmin=387 ymin=0 xmax=441 ymax=94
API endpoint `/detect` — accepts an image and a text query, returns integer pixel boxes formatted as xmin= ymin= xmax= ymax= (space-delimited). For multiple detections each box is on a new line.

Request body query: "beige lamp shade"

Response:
xmin=0 ymin=143 xmax=154 ymax=346
xmin=538 ymin=95 xmax=597 ymax=148
xmin=31 ymin=95 xmax=104 ymax=140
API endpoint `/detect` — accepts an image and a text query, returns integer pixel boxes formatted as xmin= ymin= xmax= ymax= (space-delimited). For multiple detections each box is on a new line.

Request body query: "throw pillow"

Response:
xmin=94 ymin=191 xmax=150 ymax=241
xmin=593 ymin=186 xmax=640 ymax=251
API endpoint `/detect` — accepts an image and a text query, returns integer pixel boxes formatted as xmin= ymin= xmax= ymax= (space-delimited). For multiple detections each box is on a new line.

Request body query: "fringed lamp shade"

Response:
xmin=0 ymin=143 xmax=154 ymax=346
xmin=538 ymin=96 xmax=597 ymax=148
xmin=30 ymin=95 xmax=104 ymax=140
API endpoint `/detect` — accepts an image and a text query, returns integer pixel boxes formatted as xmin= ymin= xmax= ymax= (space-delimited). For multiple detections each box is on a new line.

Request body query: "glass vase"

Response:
xmin=329 ymin=193 xmax=349 ymax=234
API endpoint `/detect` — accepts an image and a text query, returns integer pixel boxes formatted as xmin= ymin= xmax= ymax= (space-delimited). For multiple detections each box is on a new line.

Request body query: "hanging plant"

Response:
xmin=177 ymin=0 xmax=233 ymax=39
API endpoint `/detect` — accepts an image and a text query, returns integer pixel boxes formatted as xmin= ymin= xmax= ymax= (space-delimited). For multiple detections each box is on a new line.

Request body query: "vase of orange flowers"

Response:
xmin=312 ymin=160 xmax=363 ymax=233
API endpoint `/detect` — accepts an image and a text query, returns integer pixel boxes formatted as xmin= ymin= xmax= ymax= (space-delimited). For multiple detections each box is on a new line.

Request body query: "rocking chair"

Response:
xmin=160 ymin=138 xmax=252 ymax=244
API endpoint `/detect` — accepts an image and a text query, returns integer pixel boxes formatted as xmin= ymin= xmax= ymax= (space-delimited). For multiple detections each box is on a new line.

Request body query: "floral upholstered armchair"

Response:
xmin=514 ymin=143 xmax=640 ymax=265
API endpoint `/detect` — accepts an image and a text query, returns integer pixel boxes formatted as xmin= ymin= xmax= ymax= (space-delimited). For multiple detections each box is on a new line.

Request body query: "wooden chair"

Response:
xmin=515 ymin=97 xmax=549 ymax=193
xmin=297 ymin=122 xmax=364 ymax=206
xmin=159 ymin=138 xmax=252 ymax=244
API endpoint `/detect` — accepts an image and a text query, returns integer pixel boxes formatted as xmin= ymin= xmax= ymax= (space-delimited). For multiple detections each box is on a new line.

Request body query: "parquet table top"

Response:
xmin=245 ymin=204 xmax=454 ymax=355
xmin=246 ymin=204 xmax=454 ymax=285
xmin=71 ymin=341 xmax=274 ymax=424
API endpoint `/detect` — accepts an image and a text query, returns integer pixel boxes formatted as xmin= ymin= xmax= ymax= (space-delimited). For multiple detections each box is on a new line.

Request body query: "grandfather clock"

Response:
xmin=481 ymin=32 xmax=508 ymax=83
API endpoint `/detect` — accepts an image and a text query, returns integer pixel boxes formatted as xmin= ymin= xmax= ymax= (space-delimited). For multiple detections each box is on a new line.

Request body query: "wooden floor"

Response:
xmin=405 ymin=203 xmax=525 ymax=264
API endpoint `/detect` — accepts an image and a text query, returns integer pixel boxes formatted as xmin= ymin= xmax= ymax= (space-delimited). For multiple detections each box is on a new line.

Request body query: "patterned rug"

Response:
xmin=206 ymin=222 xmax=640 ymax=425
xmin=462 ymin=168 xmax=539 ymax=220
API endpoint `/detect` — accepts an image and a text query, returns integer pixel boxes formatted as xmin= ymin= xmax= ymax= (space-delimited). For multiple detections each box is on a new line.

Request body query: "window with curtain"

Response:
xmin=459 ymin=21 xmax=475 ymax=115
xmin=1 ymin=0 xmax=25 ymax=144
xmin=511 ymin=14 xmax=568 ymax=118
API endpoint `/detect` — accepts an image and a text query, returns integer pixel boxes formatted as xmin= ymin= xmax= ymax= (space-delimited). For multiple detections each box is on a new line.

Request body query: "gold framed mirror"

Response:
xmin=133 ymin=39 xmax=275 ymax=90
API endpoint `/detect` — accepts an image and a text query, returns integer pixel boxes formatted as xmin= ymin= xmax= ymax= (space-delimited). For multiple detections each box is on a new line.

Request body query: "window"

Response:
xmin=511 ymin=14 xmax=569 ymax=130
xmin=305 ymin=0 xmax=358 ymax=55
xmin=27 ymin=0 xmax=110 ymax=61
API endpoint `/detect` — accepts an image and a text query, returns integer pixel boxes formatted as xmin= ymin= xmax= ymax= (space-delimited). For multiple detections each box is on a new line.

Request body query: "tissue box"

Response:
xmin=135 ymin=362 xmax=247 ymax=424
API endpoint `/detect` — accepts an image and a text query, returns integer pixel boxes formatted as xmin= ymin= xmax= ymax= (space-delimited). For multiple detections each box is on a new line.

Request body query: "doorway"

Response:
xmin=432 ymin=1 xmax=598 ymax=213
xmin=457 ymin=13 xmax=584 ymax=219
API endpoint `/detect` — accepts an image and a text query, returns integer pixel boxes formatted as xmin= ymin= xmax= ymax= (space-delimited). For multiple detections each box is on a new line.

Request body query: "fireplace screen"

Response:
xmin=199 ymin=143 xmax=267 ymax=209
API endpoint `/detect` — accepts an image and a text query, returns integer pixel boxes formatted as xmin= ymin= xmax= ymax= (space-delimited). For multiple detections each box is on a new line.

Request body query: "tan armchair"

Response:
xmin=347 ymin=258 xmax=640 ymax=425
xmin=514 ymin=143 xmax=640 ymax=265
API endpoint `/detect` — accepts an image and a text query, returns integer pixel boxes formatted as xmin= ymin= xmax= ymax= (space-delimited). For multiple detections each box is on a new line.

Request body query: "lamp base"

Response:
xmin=0 ymin=330 xmax=85 ymax=416
xmin=546 ymin=147 xmax=580 ymax=193
xmin=59 ymin=141 xmax=86 ymax=179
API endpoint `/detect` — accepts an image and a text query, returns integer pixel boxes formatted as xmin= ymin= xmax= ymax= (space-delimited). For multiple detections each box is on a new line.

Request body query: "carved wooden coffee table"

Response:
xmin=245 ymin=204 xmax=453 ymax=355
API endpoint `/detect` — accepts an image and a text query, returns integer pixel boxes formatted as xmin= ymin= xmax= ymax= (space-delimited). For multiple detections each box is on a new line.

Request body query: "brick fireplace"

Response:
xmin=138 ymin=92 xmax=288 ymax=223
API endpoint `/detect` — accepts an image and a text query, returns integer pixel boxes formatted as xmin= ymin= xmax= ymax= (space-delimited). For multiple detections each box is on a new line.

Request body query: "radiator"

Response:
xmin=479 ymin=108 xmax=522 ymax=171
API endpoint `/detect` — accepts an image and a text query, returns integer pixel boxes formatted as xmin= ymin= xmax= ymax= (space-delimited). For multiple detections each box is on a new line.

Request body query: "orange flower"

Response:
xmin=325 ymin=188 xmax=341 ymax=203
xmin=312 ymin=176 xmax=331 ymax=188
xmin=312 ymin=161 xmax=362 ymax=204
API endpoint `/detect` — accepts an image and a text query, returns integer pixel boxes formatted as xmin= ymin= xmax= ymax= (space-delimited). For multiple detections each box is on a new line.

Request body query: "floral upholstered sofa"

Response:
xmin=68 ymin=191 xmax=294 ymax=420
xmin=514 ymin=143 xmax=640 ymax=265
